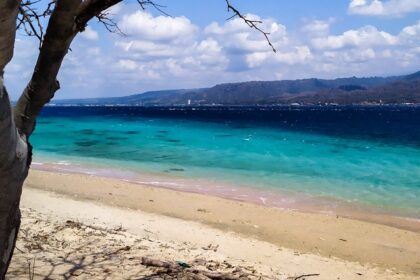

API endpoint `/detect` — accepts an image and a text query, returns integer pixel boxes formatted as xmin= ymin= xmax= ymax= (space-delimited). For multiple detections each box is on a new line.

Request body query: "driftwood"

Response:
xmin=141 ymin=257 xmax=321 ymax=280
xmin=141 ymin=257 xmax=252 ymax=280
xmin=141 ymin=257 xmax=178 ymax=270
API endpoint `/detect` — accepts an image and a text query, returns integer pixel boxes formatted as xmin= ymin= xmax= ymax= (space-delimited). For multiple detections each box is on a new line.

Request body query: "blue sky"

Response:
xmin=5 ymin=0 xmax=420 ymax=100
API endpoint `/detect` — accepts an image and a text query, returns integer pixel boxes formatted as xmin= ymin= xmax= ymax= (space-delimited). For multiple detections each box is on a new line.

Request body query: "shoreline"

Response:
xmin=23 ymin=169 xmax=420 ymax=277
xmin=32 ymin=162 xmax=420 ymax=233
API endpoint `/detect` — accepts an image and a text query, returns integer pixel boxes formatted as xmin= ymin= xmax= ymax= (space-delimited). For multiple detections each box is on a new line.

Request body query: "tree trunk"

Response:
xmin=0 ymin=0 xmax=19 ymax=73
xmin=0 ymin=81 xmax=28 ymax=279
xmin=0 ymin=0 xmax=27 ymax=278
xmin=1 ymin=0 xmax=124 ymax=277
xmin=1 ymin=0 xmax=81 ymax=276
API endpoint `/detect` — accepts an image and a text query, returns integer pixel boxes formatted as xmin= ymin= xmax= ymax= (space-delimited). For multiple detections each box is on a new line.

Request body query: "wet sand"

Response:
xmin=33 ymin=162 xmax=420 ymax=233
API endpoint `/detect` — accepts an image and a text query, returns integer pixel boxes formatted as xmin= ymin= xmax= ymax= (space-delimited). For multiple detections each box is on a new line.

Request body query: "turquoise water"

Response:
xmin=31 ymin=107 xmax=420 ymax=218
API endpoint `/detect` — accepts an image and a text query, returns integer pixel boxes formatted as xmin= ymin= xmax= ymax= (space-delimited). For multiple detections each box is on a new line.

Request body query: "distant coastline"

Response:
xmin=50 ymin=71 xmax=420 ymax=106
xmin=45 ymin=103 xmax=420 ymax=107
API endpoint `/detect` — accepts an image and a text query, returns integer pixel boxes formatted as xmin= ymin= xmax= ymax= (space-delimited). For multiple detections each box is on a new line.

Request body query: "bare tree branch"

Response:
xmin=137 ymin=0 xmax=170 ymax=17
xmin=14 ymin=0 xmax=82 ymax=136
xmin=75 ymin=0 xmax=122 ymax=32
xmin=96 ymin=10 xmax=125 ymax=34
xmin=225 ymin=0 xmax=276 ymax=53
xmin=18 ymin=6 xmax=43 ymax=46
xmin=76 ymin=0 xmax=169 ymax=34
xmin=17 ymin=0 xmax=274 ymax=51
xmin=17 ymin=0 xmax=56 ymax=48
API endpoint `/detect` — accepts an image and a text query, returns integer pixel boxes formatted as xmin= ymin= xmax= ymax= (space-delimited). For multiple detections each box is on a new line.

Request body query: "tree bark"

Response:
xmin=0 ymin=1 xmax=26 ymax=278
xmin=0 ymin=80 xmax=27 ymax=279
xmin=0 ymin=0 xmax=19 ymax=73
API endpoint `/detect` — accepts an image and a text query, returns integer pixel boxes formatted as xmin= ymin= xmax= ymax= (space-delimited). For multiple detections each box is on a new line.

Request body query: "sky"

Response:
xmin=5 ymin=0 xmax=420 ymax=100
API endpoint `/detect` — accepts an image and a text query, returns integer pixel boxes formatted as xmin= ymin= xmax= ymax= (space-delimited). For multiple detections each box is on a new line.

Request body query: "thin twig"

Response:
xmin=225 ymin=0 xmax=276 ymax=52
xmin=17 ymin=0 xmax=56 ymax=47
xmin=137 ymin=0 xmax=170 ymax=16
xmin=96 ymin=11 xmax=126 ymax=35
xmin=31 ymin=257 xmax=35 ymax=280
xmin=294 ymin=273 xmax=320 ymax=280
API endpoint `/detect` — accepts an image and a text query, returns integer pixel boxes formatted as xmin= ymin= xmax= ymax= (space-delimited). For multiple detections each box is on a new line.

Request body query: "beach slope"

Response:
xmin=8 ymin=170 xmax=420 ymax=279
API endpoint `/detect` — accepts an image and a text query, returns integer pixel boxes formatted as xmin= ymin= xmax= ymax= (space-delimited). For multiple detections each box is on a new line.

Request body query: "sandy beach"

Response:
xmin=8 ymin=169 xmax=420 ymax=279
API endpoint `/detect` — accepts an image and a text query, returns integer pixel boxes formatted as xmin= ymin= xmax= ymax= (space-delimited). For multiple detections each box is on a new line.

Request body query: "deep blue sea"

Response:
xmin=31 ymin=105 xmax=420 ymax=219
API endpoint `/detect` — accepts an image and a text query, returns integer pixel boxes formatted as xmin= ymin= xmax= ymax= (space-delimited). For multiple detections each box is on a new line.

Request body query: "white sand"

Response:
xmin=8 ymin=186 xmax=416 ymax=279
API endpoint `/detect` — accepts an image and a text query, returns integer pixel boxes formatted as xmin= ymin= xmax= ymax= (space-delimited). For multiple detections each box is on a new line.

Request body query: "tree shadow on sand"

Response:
xmin=8 ymin=210 xmax=303 ymax=280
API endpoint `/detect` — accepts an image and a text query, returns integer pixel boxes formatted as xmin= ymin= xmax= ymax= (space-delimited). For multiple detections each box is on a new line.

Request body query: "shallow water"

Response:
xmin=31 ymin=106 xmax=420 ymax=218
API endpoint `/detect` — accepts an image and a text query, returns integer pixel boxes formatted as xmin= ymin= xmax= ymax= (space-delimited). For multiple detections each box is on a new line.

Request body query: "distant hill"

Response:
xmin=54 ymin=88 xmax=207 ymax=105
xmin=52 ymin=71 xmax=420 ymax=106
xmin=274 ymin=79 xmax=420 ymax=105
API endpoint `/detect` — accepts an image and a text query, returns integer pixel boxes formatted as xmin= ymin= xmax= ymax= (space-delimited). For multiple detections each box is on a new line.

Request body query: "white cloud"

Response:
xmin=4 ymin=38 xmax=39 ymax=97
xmin=116 ymin=40 xmax=182 ymax=58
xmin=119 ymin=10 xmax=197 ymax=41
xmin=205 ymin=14 xmax=288 ymax=54
xmin=104 ymin=2 xmax=122 ymax=15
xmin=311 ymin=25 xmax=397 ymax=49
xmin=246 ymin=46 xmax=312 ymax=68
xmin=80 ymin=27 xmax=99 ymax=41
xmin=348 ymin=0 xmax=420 ymax=17
xmin=399 ymin=20 xmax=420 ymax=43
xmin=343 ymin=48 xmax=377 ymax=62
xmin=301 ymin=19 xmax=333 ymax=36
xmin=197 ymin=38 xmax=222 ymax=54
xmin=102 ymin=10 xmax=232 ymax=92
xmin=117 ymin=59 xmax=138 ymax=71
